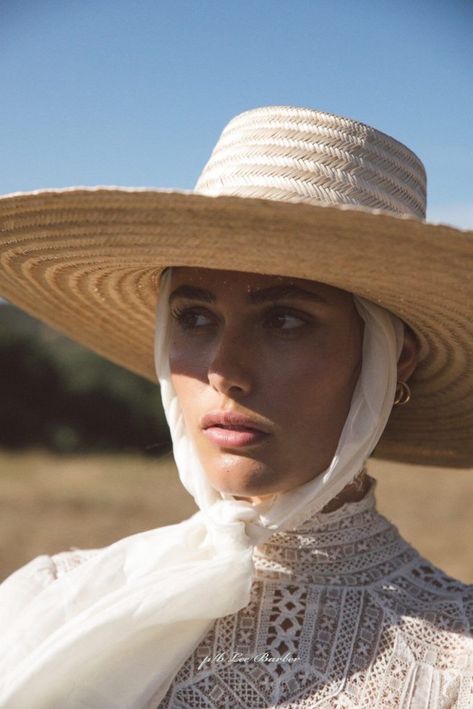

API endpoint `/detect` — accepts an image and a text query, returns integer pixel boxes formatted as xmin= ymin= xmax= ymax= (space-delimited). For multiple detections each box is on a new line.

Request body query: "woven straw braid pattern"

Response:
xmin=197 ymin=137 xmax=425 ymax=215
xmin=220 ymin=105 xmax=426 ymax=177
xmin=203 ymin=121 xmax=425 ymax=200
xmin=195 ymin=106 xmax=426 ymax=218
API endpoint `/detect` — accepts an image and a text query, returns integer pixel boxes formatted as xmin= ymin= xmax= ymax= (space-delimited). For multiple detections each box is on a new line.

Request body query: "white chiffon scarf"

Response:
xmin=0 ymin=268 xmax=404 ymax=709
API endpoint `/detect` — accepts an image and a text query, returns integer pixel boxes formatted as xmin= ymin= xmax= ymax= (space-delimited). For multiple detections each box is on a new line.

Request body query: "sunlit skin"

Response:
xmin=168 ymin=267 xmax=418 ymax=506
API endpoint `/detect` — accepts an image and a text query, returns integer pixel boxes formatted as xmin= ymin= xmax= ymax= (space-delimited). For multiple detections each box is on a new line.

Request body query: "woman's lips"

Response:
xmin=200 ymin=411 xmax=272 ymax=448
xmin=202 ymin=425 xmax=269 ymax=448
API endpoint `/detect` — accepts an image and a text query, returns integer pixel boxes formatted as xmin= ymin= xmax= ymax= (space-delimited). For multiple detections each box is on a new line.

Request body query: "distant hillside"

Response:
xmin=0 ymin=303 xmax=170 ymax=454
xmin=0 ymin=302 xmax=45 ymax=334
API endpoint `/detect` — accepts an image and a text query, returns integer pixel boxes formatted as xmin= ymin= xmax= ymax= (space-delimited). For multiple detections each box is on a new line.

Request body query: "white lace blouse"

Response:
xmin=155 ymin=481 xmax=473 ymax=708
xmin=5 ymin=480 xmax=473 ymax=708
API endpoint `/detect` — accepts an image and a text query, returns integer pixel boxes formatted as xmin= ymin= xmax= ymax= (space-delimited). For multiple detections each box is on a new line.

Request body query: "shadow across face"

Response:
xmin=167 ymin=267 xmax=364 ymax=503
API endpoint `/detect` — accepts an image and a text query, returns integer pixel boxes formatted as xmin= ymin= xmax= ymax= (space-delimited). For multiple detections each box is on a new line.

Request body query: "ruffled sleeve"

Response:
xmin=0 ymin=555 xmax=59 ymax=633
xmin=0 ymin=549 xmax=99 ymax=634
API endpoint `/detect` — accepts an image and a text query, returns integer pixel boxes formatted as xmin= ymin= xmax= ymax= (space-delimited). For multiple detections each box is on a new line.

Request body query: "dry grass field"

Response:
xmin=1 ymin=449 xmax=472 ymax=584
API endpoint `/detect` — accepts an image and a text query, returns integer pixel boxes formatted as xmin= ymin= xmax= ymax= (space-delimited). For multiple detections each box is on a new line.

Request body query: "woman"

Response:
xmin=0 ymin=105 xmax=472 ymax=708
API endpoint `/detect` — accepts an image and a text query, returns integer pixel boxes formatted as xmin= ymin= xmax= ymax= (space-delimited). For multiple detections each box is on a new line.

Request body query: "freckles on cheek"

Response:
xmin=269 ymin=350 xmax=353 ymax=416
xmin=169 ymin=344 xmax=207 ymax=379
xmin=170 ymin=373 xmax=205 ymax=436
xmin=270 ymin=351 xmax=326 ymax=388
xmin=170 ymin=370 xmax=203 ymax=399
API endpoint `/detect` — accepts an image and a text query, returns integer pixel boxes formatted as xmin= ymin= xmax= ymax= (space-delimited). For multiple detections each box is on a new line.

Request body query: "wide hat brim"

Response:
xmin=1 ymin=187 xmax=472 ymax=467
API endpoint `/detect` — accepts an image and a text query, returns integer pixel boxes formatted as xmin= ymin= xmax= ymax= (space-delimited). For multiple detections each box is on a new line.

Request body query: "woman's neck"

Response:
xmin=320 ymin=468 xmax=371 ymax=512
xmin=234 ymin=468 xmax=371 ymax=511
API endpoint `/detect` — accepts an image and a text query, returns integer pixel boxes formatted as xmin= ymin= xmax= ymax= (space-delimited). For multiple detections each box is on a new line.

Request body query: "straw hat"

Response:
xmin=0 ymin=105 xmax=472 ymax=467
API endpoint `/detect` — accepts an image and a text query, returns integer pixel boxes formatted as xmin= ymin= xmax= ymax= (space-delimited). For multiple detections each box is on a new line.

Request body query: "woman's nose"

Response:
xmin=207 ymin=326 xmax=254 ymax=396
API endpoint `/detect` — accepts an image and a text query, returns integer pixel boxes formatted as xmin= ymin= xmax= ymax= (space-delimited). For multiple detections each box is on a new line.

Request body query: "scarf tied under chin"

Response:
xmin=0 ymin=275 xmax=404 ymax=708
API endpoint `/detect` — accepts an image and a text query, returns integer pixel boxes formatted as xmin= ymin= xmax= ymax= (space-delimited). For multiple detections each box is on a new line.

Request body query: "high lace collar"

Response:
xmin=252 ymin=478 xmax=416 ymax=586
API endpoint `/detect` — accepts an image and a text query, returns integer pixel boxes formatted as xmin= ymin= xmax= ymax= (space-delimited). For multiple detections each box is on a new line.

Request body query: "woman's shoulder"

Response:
xmin=462 ymin=587 xmax=473 ymax=634
xmin=377 ymin=551 xmax=473 ymax=637
xmin=0 ymin=548 xmax=100 ymax=599
xmin=0 ymin=548 xmax=99 ymax=631
xmin=47 ymin=547 xmax=102 ymax=578
xmin=407 ymin=555 xmax=473 ymax=592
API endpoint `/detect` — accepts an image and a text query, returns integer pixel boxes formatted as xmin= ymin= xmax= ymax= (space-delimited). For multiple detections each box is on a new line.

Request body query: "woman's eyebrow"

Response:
xmin=249 ymin=284 xmax=328 ymax=305
xmin=169 ymin=285 xmax=216 ymax=305
xmin=168 ymin=284 xmax=327 ymax=306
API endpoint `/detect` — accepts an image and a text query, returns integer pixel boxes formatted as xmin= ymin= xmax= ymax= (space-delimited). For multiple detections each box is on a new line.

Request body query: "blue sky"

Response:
xmin=1 ymin=0 xmax=472 ymax=227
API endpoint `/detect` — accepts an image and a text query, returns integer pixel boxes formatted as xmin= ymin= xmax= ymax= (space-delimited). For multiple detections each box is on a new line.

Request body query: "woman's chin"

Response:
xmin=214 ymin=479 xmax=278 ymax=499
xmin=207 ymin=459 xmax=281 ymax=499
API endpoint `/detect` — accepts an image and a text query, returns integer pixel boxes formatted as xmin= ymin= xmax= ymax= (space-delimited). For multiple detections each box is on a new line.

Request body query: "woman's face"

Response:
xmin=168 ymin=267 xmax=364 ymax=502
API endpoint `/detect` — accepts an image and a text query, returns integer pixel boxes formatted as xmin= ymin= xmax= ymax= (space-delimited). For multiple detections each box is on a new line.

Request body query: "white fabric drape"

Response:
xmin=0 ymin=269 xmax=404 ymax=709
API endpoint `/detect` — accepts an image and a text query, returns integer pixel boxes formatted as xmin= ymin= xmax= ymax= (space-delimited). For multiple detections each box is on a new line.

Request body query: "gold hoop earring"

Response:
xmin=394 ymin=381 xmax=411 ymax=406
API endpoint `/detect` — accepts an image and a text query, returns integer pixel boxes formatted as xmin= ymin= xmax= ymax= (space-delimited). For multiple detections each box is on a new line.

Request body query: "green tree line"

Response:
xmin=0 ymin=304 xmax=171 ymax=455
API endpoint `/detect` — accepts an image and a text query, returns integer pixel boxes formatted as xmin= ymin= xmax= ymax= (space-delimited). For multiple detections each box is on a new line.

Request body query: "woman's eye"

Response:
xmin=170 ymin=306 xmax=216 ymax=331
xmin=264 ymin=309 xmax=309 ymax=331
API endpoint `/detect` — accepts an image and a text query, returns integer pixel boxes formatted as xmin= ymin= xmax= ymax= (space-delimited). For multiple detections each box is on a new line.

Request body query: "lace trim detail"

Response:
xmin=51 ymin=547 xmax=100 ymax=578
xmin=252 ymin=483 xmax=416 ymax=587
xmin=158 ymin=492 xmax=473 ymax=708
xmin=19 ymin=489 xmax=473 ymax=707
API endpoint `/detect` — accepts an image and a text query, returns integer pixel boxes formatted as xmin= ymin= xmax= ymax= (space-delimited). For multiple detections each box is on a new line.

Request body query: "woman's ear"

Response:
xmin=397 ymin=324 xmax=420 ymax=382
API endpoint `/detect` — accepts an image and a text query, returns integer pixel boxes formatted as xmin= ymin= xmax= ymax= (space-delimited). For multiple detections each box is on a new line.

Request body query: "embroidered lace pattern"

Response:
xmin=44 ymin=480 xmax=473 ymax=707
xmin=151 ymin=482 xmax=473 ymax=708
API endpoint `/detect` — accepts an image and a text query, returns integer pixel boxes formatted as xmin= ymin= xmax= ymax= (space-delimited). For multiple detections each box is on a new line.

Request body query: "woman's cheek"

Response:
xmin=169 ymin=346 xmax=208 ymax=379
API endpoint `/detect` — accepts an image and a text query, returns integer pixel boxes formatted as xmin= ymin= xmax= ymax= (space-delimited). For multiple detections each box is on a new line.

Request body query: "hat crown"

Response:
xmin=195 ymin=105 xmax=426 ymax=219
